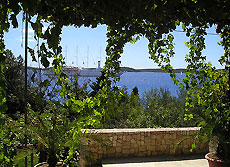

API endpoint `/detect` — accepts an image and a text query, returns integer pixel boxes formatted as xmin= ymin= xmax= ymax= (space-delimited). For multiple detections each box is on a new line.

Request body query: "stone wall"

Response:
xmin=80 ymin=128 xmax=208 ymax=167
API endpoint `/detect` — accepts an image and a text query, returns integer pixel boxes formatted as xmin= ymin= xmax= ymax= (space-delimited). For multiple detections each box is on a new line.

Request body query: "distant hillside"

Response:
xmin=120 ymin=67 xmax=186 ymax=73
xmin=120 ymin=67 xmax=137 ymax=72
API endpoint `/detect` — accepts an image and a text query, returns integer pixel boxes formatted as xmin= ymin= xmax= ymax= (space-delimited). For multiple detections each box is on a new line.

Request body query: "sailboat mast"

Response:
xmin=98 ymin=46 xmax=102 ymax=69
xmin=87 ymin=46 xmax=89 ymax=68
xmin=76 ymin=45 xmax=78 ymax=67
xmin=100 ymin=46 xmax=102 ymax=63
xmin=66 ymin=45 xmax=67 ymax=66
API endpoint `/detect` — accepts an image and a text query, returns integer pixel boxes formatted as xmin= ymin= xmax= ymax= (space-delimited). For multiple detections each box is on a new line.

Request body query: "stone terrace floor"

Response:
xmin=102 ymin=154 xmax=208 ymax=167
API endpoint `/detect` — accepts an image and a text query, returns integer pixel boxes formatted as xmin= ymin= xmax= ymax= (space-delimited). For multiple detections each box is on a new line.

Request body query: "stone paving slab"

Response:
xmin=102 ymin=154 xmax=208 ymax=167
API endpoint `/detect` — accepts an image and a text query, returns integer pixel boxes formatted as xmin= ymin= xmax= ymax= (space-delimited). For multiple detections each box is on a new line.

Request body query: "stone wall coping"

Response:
xmin=81 ymin=127 xmax=201 ymax=134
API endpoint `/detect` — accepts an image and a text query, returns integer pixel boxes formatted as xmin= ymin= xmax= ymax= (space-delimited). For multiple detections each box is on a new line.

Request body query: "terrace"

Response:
xmin=102 ymin=154 xmax=208 ymax=167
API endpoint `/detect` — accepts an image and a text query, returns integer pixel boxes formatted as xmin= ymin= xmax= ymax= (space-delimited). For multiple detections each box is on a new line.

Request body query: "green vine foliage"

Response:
xmin=0 ymin=0 xmax=230 ymax=165
xmin=182 ymin=26 xmax=230 ymax=163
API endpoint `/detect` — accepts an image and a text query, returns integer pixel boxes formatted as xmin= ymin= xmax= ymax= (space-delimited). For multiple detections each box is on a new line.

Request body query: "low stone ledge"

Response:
xmin=80 ymin=128 xmax=208 ymax=167
xmin=81 ymin=127 xmax=201 ymax=134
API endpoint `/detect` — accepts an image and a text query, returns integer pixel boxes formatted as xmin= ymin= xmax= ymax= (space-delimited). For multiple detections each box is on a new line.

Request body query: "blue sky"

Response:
xmin=4 ymin=14 xmax=224 ymax=69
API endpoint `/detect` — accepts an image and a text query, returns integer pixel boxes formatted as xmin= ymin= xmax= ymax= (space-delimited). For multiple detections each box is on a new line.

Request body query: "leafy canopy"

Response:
xmin=0 ymin=0 xmax=230 ymax=164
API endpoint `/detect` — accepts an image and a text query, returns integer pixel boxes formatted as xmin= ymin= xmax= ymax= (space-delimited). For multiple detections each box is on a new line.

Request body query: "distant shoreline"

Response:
xmin=120 ymin=67 xmax=186 ymax=73
xmin=28 ymin=66 xmax=223 ymax=74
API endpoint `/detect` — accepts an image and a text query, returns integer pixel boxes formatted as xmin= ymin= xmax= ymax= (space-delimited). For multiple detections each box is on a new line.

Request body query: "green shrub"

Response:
xmin=140 ymin=87 xmax=197 ymax=128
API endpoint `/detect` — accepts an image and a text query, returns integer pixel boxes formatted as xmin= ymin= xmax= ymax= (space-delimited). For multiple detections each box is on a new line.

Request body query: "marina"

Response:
xmin=43 ymin=61 xmax=124 ymax=77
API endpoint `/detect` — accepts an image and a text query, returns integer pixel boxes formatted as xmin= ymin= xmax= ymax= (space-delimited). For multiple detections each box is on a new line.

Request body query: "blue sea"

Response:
xmin=77 ymin=72 xmax=185 ymax=97
xmin=30 ymin=70 xmax=185 ymax=97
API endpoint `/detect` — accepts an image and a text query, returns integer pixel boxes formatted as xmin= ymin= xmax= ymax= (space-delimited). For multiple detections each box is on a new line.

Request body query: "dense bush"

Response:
xmin=97 ymin=87 xmax=143 ymax=128
xmin=3 ymin=50 xmax=44 ymax=119
xmin=1 ymin=50 xmax=45 ymax=166
xmin=96 ymin=86 xmax=197 ymax=129
xmin=1 ymin=50 xmax=88 ymax=166
xmin=139 ymin=88 xmax=196 ymax=128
